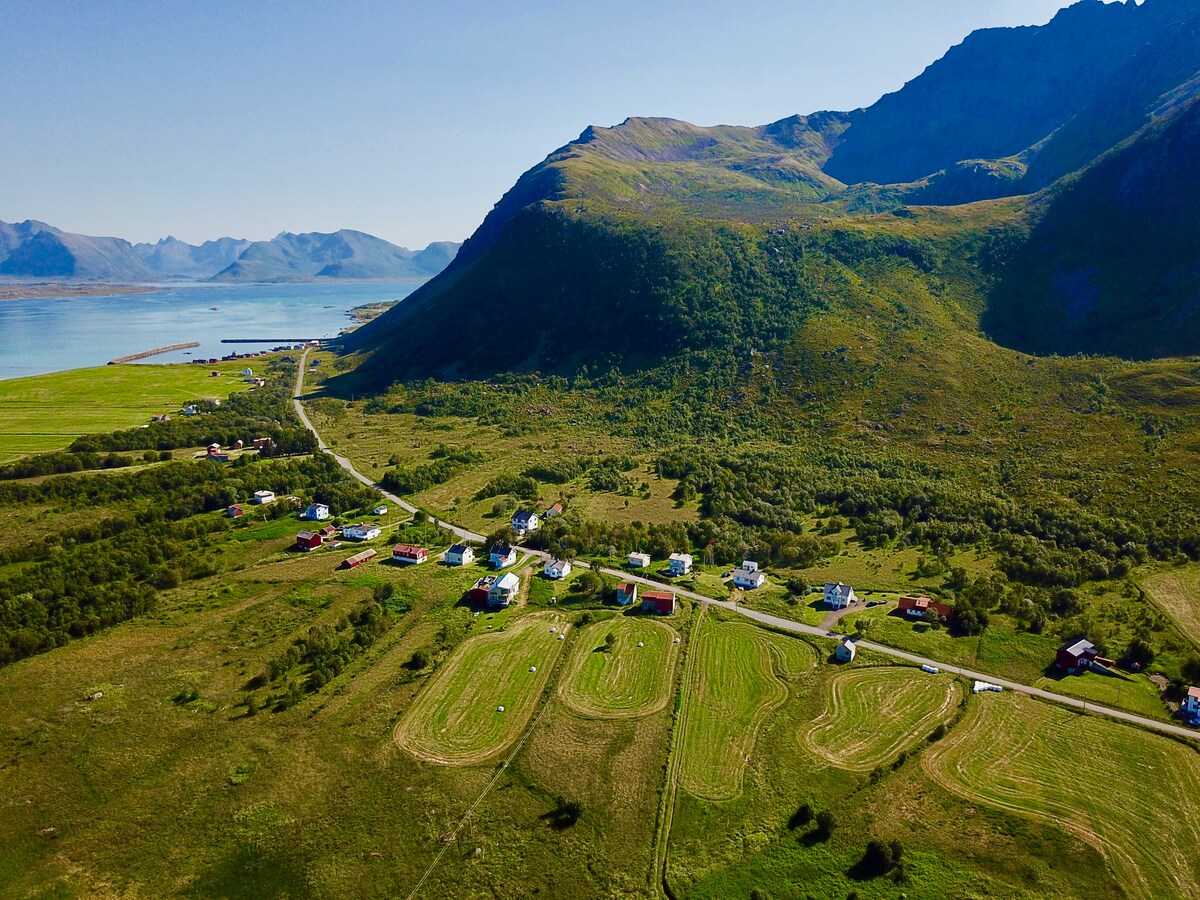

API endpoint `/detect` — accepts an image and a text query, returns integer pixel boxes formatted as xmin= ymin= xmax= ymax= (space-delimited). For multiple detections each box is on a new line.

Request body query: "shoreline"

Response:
xmin=0 ymin=283 xmax=167 ymax=301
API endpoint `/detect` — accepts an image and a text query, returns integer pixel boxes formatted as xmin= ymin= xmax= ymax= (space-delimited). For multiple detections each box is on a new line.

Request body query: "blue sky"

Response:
xmin=0 ymin=0 xmax=1081 ymax=248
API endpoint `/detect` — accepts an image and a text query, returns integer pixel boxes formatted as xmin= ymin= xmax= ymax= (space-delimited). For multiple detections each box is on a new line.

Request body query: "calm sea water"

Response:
xmin=0 ymin=281 xmax=422 ymax=380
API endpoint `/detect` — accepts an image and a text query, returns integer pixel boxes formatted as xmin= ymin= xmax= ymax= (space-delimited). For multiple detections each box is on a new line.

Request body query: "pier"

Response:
xmin=108 ymin=341 xmax=200 ymax=364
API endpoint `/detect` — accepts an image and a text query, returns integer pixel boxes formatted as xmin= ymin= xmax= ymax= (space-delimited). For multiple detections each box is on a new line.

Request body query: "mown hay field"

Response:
xmin=678 ymin=620 xmax=814 ymax=801
xmin=803 ymin=666 xmax=960 ymax=771
xmin=1142 ymin=565 xmax=1200 ymax=646
xmin=395 ymin=611 xmax=569 ymax=765
xmin=925 ymin=691 xmax=1200 ymax=898
xmin=559 ymin=617 xmax=679 ymax=718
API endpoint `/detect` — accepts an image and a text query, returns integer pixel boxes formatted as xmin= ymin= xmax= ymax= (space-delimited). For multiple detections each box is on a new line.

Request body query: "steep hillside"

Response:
xmin=983 ymin=95 xmax=1200 ymax=358
xmin=133 ymin=235 xmax=252 ymax=279
xmin=824 ymin=0 xmax=1200 ymax=191
xmin=210 ymin=230 xmax=460 ymax=282
xmin=0 ymin=220 xmax=154 ymax=281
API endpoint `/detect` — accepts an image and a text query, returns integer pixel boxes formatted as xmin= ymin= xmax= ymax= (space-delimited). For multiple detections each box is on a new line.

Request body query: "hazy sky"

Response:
xmin=0 ymin=0 xmax=1083 ymax=248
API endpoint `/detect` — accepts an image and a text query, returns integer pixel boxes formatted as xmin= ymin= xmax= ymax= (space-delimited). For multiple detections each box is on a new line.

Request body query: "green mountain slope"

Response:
xmin=983 ymin=95 xmax=1200 ymax=358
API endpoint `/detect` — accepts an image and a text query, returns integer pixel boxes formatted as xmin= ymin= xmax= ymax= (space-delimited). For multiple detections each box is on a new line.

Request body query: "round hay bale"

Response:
xmin=637 ymin=641 xmax=645 ymax=648
xmin=529 ymin=666 xmax=537 ymax=673
xmin=497 ymin=706 xmax=505 ymax=712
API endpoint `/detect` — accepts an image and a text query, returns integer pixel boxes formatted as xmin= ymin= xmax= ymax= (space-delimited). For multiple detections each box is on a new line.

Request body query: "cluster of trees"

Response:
xmin=382 ymin=446 xmax=485 ymax=495
xmin=264 ymin=598 xmax=394 ymax=706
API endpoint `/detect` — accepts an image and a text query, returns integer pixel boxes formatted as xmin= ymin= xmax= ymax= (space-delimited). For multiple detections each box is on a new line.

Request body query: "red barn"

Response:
xmin=392 ymin=544 xmax=429 ymax=565
xmin=642 ymin=590 xmax=676 ymax=616
xmin=340 ymin=549 xmax=377 ymax=570
xmin=227 ymin=504 xmax=244 ymax=518
xmin=296 ymin=530 xmax=322 ymax=551
xmin=320 ymin=525 xmax=338 ymax=539
xmin=897 ymin=596 xmax=954 ymax=620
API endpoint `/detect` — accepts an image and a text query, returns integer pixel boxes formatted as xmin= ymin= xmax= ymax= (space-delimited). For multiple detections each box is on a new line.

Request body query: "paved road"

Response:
xmin=291 ymin=353 xmax=1200 ymax=743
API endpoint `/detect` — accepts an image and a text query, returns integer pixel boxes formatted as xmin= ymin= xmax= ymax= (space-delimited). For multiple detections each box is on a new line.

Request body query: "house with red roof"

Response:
xmin=616 ymin=582 xmax=638 ymax=606
xmin=897 ymin=595 xmax=954 ymax=620
xmin=392 ymin=544 xmax=429 ymax=565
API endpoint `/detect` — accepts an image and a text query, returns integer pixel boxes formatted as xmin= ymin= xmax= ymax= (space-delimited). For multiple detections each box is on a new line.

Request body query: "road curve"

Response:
xmin=291 ymin=352 xmax=1200 ymax=743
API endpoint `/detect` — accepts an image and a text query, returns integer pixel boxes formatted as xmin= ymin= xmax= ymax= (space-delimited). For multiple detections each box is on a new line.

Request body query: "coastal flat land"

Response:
xmin=0 ymin=282 xmax=161 ymax=301
xmin=0 ymin=362 xmax=252 ymax=461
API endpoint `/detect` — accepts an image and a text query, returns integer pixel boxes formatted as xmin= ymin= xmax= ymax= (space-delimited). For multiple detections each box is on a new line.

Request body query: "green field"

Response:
xmin=0 ymin=362 xmax=252 ymax=461
xmin=677 ymin=620 xmax=814 ymax=801
xmin=803 ymin=666 xmax=960 ymax=771
xmin=558 ymin=617 xmax=679 ymax=718
xmin=925 ymin=692 xmax=1200 ymax=898
xmin=394 ymin=611 xmax=569 ymax=765
xmin=1143 ymin=565 xmax=1200 ymax=647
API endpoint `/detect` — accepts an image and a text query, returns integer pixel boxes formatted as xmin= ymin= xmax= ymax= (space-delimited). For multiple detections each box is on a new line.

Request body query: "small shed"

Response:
xmin=227 ymin=504 xmax=244 ymax=518
xmin=616 ymin=582 xmax=639 ymax=606
xmin=835 ymin=638 xmax=857 ymax=663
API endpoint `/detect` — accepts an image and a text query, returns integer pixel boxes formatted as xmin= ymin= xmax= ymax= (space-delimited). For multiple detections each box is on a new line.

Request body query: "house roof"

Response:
xmin=733 ymin=567 xmax=763 ymax=580
xmin=643 ymin=590 xmax=675 ymax=602
xmin=1188 ymin=686 xmax=1200 ymax=700
xmin=629 ymin=551 xmax=650 ymax=559
xmin=669 ymin=552 xmax=692 ymax=562
xmin=296 ymin=530 xmax=318 ymax=540
xmin=618 ymin=582 xmax=637 ymax=594
xmin=1059 ymin=638 xmax=1096 ymax=656
xmin=492 ymin=544 xmax=515 ymax=556
xmin=546 ymin=503 xmax=563 ymax=513
xmin=825 ymin=582 xmax=853 ymax=597
xmin=493 ymin=572 xmax=520 ymax=591
xmin=546 ymin=558 xmax=570 ymax=568
xmin=393 ymin=544 xmax=426 ymax=556
xmin=449 ymin=543 xmax=471 ymax=554
xmin=512 ymin=510 xmax=536 ymax=523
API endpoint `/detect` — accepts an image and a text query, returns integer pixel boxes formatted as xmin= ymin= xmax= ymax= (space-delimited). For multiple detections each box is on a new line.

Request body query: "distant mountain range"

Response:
xmin=0 ymin=221 xmax=459 ymax=283
xmin=345 ymin=0 xmax=1200 ymax=383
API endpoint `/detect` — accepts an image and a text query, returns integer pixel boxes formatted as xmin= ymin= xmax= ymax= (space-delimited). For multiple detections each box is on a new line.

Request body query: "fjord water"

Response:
xmin=0 ymin=281 xmax=421 ymax=379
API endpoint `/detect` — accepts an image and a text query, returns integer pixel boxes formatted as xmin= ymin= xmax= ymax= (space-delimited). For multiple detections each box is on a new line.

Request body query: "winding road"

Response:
xmin=293 ymin=350 xmax=1200 ymax=743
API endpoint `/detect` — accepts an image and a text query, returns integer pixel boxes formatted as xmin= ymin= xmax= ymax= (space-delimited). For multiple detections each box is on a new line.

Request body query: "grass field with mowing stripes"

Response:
xmin=803 ymin=666 xmax=960 ymax=771
xmin=558 ymin=616 xmax=679 ymax=718
xmin=394 ymin=611 xmax=568 ymax=765
xmin=678 ymin=620 xmax=814 ymax=802
xmin=925 ymin=691 xmax=1200 ymax=898
xmin=1142 ymin=565 xmax=1200 ymax=647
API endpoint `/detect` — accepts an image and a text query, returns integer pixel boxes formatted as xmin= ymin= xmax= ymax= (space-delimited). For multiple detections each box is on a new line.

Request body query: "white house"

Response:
xmin=490 ymin=545 xmax=517 ymax=569
xmin=511 ymin=510 xmax=540 ymax=535
xmin=253 ymin=490 xmax=275 ymax=505
xmin=182 ymin=404 xmax=199 ymax=416
xmin=628 ymin=551 xmax=651 ymax=568
xmin=544 ymin=558 xmax=572 ymax=580
xmin=446 ymin=543 xmax=475 ymax=566
xmin=1184 ymin=686 xmax=1200 ymax=724
xmin=824 ymin=582 xmax=857 ymax=609
xmin=373 ymin=505 xmax=388 ymax=516
xmin=835 ymin=638 xmax=857 ymax=662
xmin=488 ymin=572 xmax=521 ymax=607
xmin=668 ymin=553 xmax=693 ymax=576
xmin=732 ymin=561 xmax=766 ymax=589
xmin=342 ymin=523 xmax=382 ymax=541
xmin=304 ymin=502 xmax=331 ymax=521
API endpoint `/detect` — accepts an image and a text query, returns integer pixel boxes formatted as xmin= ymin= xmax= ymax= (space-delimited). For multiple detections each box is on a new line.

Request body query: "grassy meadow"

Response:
xmin=0 ymin=361 xmax=253 ymax=461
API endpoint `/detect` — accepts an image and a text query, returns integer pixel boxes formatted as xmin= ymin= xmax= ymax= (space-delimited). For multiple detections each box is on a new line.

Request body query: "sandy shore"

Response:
xmin=0 ymin=283 xmax=165 ymax=301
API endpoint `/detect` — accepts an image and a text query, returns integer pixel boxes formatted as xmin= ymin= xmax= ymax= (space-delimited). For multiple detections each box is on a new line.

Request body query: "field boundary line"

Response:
xmin=651 ymin=601 xmax=705 ymax=899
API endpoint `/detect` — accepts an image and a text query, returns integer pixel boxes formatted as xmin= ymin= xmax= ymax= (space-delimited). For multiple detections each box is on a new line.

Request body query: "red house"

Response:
xmin=1056 ymin=638 xmax=1111 ymax=674
xmin=392 ymin=544 xmax=429 ymax=565
xmin=469 ymin=575 xmax=497 ymax=604
xmin=320 ymin=525 xmax=338 ymax=539
xmin=642 ymin=590 xmax=676 ymax=616
xmin=897 ymin=596 xmax=953 ymax=620
xmin=227 ymin=504 xmax=244 ymax=518
xmin=296 ymin=530 xmax=323 ymax=551
xmin=340 ymin=549 xmax=377 ymax=570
